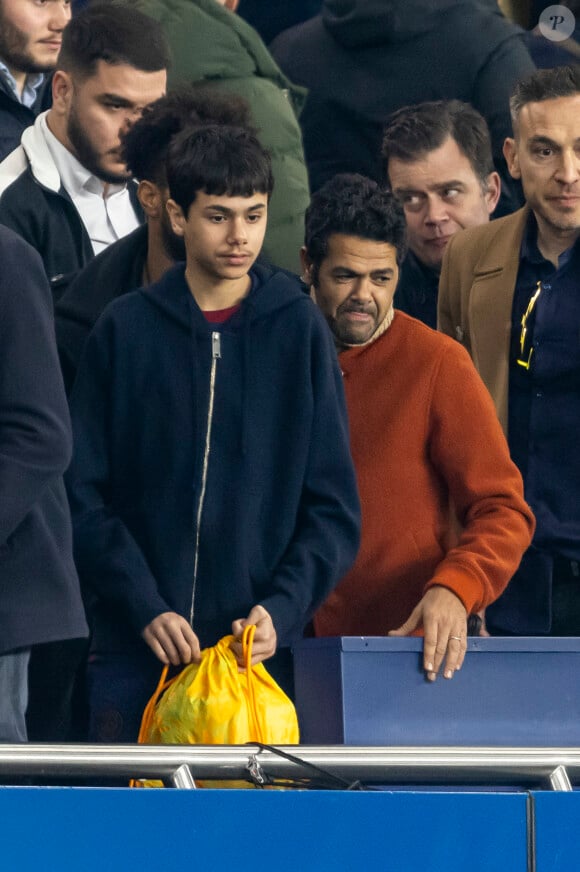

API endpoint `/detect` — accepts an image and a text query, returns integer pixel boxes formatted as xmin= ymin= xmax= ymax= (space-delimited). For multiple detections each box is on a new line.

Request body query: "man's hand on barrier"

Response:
xmin=231 ymin=605 xmax=277 ymax=667
xmin=142 ymin=611 xmax=202 ymax=666
xmin=388 ymin=585 xmax=468 ymax=681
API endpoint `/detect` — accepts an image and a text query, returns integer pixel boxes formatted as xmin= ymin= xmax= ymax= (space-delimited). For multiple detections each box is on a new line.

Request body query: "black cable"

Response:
xmin=246 ymin=742 xmax=367 ymax=791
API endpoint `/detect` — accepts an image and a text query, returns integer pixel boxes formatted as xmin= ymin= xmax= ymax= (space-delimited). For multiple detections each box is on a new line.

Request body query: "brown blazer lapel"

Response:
xmin=469 ymin=207 xmax=529 ymax=433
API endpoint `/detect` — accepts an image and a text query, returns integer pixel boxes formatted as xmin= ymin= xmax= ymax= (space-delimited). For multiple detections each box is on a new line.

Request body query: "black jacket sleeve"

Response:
xmin=0 ymin=226 xmax=72 ymax=544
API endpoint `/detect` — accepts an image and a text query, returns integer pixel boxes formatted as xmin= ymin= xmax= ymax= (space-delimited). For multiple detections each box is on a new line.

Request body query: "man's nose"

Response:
xmin=424 ymin=195 xmax=449 ymax=225
xmin=555 ymin=149 xmax=580 ymax=186
xmin=350 ymin=277 xmax=373 ymax=301
xmin=49 ymin=2 xmax=72 ymax=31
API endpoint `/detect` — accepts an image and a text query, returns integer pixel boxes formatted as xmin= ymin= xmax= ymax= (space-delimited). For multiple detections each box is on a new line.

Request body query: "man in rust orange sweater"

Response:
xmin=302 ymin=174 xmax=535 ymax=682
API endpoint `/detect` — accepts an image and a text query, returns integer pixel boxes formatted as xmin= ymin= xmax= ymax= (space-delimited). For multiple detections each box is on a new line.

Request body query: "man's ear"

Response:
xmin=484 ymin=171 xmax=502 ymax=216
xmin=137 ymin=180 xmax=163 ymax=218
xmin=503 ymin=138 xmax=521 ymax=180
xmin=166 ymin=199 xmax=185 ymax=236
xmin=51 ymin=70 xmax=73 ymax=115
xmin=300 ymin=246 xmax=313 ymax=285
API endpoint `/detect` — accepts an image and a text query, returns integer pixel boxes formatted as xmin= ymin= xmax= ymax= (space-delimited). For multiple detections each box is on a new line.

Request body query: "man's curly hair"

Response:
xmin=122 ymin=84 xmax=255 ymax=184
xmin=304 ymin=174 xmax=407 ymax=285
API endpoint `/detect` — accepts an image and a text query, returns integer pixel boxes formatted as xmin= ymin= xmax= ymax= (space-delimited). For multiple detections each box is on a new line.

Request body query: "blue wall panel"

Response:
xmin=0 ymin=788 xmax=528 ymax=872
xmin=532 ymin=792 xmax=580 ymax=872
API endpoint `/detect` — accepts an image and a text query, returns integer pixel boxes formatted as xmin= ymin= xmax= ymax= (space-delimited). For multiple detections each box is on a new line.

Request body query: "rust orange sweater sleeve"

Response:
xmin=424 ymin=340 xmax=535 ymax=613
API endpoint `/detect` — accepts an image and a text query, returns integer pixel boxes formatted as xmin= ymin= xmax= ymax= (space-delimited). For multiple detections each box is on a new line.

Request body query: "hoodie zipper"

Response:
xmin=189 ymin=331 xmax=221 ymax=625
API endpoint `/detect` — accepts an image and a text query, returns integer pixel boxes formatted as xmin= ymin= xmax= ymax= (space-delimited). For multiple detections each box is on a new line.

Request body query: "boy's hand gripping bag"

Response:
xmin=134 ymin=624 xmax=299 ymax=787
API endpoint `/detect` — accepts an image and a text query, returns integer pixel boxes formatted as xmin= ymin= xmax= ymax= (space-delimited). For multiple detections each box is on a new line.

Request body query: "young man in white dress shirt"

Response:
xmin=0 ymin=2 xmax=169 ymax=300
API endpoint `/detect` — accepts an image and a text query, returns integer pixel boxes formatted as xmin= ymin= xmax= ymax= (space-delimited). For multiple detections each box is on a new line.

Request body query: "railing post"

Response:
xmin=172 ymin=764 xmax=197 ymax=789
xmin=548 ymin=765 xmax=573 ymax=792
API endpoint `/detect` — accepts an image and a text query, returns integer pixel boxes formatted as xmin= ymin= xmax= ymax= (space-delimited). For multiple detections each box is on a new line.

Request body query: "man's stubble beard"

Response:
xmin=0 ymin=10 xmax=54 ymax=75
xmin=66 ymin=99 xmax=131 ymax=185
xmin=535 ymin=200 xmax=580 ymax=237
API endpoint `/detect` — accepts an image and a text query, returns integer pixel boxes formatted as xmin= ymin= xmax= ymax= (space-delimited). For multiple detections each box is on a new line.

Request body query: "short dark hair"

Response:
xmin=122 ymin=85 xmax=254 ymax=185
xmin=58 ymin=2 xmax=170 ymax=81
xmin=167 ymin=124 xmax=274 ymax=215
xmin=382 ymin=100 xmax=494 ymax=189
xmin=304 ymin=174 xmax=407 ymax=285
xmin=510 ymin=66 xmax=580 ymax=134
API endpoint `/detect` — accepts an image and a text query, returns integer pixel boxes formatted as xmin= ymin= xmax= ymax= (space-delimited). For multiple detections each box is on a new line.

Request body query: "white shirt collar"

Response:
xmin=38 ymin=113 xmax=140 ymax=256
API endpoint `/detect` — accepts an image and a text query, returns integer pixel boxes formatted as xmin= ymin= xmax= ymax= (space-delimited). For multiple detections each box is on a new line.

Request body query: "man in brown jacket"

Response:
xmin=438 ymin=66 xmax=580 ymax=636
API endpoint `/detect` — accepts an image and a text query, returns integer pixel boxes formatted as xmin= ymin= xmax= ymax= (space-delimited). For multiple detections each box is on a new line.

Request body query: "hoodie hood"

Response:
xmin=139 ymin=261 xmax=314 ymax=457
xmin=322 ymin=0 xmax=505 ymax=48
xmin=140 ymin=262 xmax=307 ymax=330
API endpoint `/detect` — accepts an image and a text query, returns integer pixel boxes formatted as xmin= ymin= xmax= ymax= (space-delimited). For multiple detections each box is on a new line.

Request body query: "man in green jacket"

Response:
xmin=135 ymin=0 xmax=310 ymax=274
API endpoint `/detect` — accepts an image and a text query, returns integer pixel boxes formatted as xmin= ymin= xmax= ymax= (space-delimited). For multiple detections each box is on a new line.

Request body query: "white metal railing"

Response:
xmin=0 ymin=745 xmax=579 ymax=790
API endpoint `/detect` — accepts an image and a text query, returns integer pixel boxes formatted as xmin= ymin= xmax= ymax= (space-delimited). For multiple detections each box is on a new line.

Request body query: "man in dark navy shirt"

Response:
xmin=439 ymin=66 xmax=580 ymax=635
xmin=382 ymin=101 xmax=501 ymax=329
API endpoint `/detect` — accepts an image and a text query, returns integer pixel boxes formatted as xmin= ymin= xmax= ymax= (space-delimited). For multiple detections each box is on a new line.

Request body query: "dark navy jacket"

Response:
xmin=395 ymin=251 xmax=440 ymax=330
xmin=0 ymin=77 xmax=51 ymax=162
xmin=0 ymin=112 xmax=143 ymax=300
xmin=487 ymin=216 xmax=580 ymax=634
xmin=55 ymin=225 xmax=148 ymax=394
xmin=0 ymin=226 xmax=88 ymax=654
xmin=67 ymin=263 xmax=361 ymax=656
xmin=0 ymin=166 xmax=142 ymax=301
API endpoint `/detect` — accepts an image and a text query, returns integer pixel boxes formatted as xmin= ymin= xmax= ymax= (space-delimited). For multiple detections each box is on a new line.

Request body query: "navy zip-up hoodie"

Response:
xmin=67 ymin=263 xmax=360 ymax=656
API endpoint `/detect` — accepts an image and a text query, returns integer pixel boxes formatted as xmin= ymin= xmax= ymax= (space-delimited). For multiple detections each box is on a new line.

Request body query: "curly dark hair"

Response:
xmin=121 ymin=85 xmax=255 ymax=185
xmin=304 ymin=174 xmax=407 ymax=285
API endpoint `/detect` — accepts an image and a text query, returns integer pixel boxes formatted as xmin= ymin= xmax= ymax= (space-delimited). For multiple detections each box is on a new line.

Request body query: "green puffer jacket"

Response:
xmin=136 ymin=0 xmax=309 ymax=273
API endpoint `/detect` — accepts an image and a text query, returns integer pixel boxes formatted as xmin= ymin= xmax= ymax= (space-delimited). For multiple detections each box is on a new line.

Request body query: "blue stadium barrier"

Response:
xmin=531 ymin=791 xmax=580 ymax=872
xmin=294 ymin=637 xmax=580 ymax=746
xmin=0 ymin=787 xmax=528 ymax=872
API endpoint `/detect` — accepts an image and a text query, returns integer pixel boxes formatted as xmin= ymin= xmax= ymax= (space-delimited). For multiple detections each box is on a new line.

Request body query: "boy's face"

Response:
xmin=167 ymin=190 xmax=268 ymax=284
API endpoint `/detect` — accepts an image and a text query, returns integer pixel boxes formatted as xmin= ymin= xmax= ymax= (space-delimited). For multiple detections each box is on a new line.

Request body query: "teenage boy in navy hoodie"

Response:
xmin=67 ymin=124 xmax=360 ymax=741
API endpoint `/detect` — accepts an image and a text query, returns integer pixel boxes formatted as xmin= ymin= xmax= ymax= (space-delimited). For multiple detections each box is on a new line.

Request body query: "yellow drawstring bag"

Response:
xmin=134 ymin=624 xmax=299 ymax=787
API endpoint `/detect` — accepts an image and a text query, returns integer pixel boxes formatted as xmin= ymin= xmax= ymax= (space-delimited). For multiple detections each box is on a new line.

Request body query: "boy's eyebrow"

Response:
xmin=331 ymin=266 xmax=395 ymax=276
xmin=203 ymin=203 xmax=268 ymax=215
